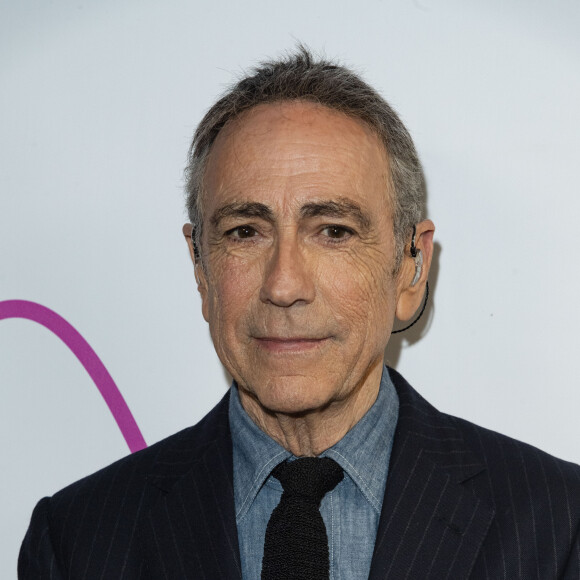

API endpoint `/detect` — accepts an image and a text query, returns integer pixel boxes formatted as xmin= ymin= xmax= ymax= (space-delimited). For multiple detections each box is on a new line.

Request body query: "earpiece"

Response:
xmin=411 ymin=250 xmax=423 ymax=287
xmin=392 ymin=224 xmax=429 ymax=334
xmin=410 ymin=225 xmax=422 ymax=286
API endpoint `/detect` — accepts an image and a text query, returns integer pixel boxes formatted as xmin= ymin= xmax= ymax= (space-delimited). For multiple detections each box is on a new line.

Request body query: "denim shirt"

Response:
xmin=229 ymin=367 xmax=399 ymax=580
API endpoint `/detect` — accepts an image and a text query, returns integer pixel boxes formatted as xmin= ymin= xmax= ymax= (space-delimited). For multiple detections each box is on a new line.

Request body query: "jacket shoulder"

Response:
xmin=388 ymin=365 xmax=580 ymax=488
xmin=448 ymin=411 xmax=580 ymax=493
xmin=386 ymin=367 xmax=580 ymax=577
xmin=20 ymin=390 xmax=232 ymax=577
xmin=53 ymin=388 xmax=230 ymax=504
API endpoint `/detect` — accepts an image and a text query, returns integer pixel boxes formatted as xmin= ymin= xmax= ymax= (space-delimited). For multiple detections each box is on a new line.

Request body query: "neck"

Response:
xmin=238 ymin=366 xmax=382 ymax=457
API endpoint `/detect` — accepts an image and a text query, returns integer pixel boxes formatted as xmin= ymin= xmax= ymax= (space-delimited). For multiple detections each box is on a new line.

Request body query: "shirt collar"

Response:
xmin=229 ymin=386 xmax=291 ymax=521
xmin=229 ymin=366 xmax=399 ymax=521
xmin=321 ymin=368 xmax=399 ymax=513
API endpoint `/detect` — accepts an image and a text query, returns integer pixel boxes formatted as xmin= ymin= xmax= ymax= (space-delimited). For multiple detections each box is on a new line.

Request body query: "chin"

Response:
xmin=250 ymin=375 xmax=334 ymax=416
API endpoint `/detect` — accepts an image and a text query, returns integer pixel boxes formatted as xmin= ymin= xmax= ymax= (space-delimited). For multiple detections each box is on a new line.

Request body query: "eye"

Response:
xmin=226 ymin=225 xmax=258 ymax=239
xmin=321 ymin=225 xmax=353 ymax=240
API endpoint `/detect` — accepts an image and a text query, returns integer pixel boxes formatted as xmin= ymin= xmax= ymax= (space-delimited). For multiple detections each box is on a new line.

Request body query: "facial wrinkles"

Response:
xmin=213 ymin=266 xmax=355 ymax=395
xmin=216 ymin=105 xmax=378 ymax=185
xmin=205 ymin=103 xmax=392 ymax=210
xmin=200 ymin=102 xmax=399 ymax=425
xmin=206 ymin=210 xmax=392 ymax=373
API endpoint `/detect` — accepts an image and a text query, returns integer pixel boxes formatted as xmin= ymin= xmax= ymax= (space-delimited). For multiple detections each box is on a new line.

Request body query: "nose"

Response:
xmin=259 ymin=237 xmax=315 ymax=307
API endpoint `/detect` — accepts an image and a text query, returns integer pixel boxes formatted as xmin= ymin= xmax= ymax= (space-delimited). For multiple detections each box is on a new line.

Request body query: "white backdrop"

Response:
xmin=1 ymin=0 xmax=579 ymax=576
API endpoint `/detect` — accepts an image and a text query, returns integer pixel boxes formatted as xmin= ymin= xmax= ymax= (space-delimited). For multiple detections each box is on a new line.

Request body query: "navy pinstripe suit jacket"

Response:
xmin=19 ymin=368 xmax=580 ymax=579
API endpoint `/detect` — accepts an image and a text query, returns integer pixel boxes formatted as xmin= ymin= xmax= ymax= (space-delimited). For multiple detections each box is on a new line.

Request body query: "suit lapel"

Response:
xmin=140 ymin=392 xmax=242 ymax=579
xmin=369 ymin=370 xmax=495 ymax=580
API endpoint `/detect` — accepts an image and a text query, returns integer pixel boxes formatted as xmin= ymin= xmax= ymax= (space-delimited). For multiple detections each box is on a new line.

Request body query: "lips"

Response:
xmin=253 ymin=336 xmax=331 ymax=353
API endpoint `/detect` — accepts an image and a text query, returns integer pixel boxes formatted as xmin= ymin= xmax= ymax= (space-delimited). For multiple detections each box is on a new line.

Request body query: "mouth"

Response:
xmin=253 ymin=336 xmax=331 ymax=353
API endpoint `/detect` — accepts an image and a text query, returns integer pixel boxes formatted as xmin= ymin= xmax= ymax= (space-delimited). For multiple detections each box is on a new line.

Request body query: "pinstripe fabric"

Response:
xmin=19 ymin=393 xmax=242 ymax=580
xmin=369 ymin=370 xmax=580 ymax=580
xmin=19 ymin=369 xmax=580 ymax=579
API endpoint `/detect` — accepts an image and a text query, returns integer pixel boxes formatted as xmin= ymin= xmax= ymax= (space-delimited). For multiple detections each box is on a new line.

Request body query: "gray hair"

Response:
xmin=185 ymin=46 xmax=425 ymax=268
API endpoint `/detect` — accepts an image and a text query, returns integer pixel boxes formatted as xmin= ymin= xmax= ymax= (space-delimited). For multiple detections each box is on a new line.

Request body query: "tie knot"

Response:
xmin=272 ymin=457 xmax=343 ymax=504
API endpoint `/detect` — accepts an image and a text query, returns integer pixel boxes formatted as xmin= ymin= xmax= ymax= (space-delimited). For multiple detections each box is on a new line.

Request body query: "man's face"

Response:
xmin=196 ymin=101 xmax=405 ymax=417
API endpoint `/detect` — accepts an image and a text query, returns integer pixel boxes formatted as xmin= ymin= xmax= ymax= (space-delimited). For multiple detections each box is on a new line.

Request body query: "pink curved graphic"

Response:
xmin=0 ymin=300 xmax=147 ymax=453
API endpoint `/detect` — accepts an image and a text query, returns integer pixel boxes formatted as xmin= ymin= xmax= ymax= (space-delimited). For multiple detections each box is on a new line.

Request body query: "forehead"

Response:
xmin=203 ymin=101 xmax=391 ymax=214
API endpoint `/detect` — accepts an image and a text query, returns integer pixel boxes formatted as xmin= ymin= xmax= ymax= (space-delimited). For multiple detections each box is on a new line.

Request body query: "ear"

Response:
xmin=182 ymin=223 xmax=210 ymax=322
xmin=395 ymin=220 xmax=435 ymax=321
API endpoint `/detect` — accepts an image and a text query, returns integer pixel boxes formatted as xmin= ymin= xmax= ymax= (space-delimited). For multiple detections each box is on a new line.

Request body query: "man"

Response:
xmin=19 ymin=48 xmax=580 ymax=579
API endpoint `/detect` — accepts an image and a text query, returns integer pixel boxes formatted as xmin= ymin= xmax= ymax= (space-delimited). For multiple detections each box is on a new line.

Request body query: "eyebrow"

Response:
xmin=209 ymin=198 xmax=372 ymax=231
xmin=210 ymin=202 xmax=275 ymax=228
xmin=300 ymin=199 xmax=371 ymax=230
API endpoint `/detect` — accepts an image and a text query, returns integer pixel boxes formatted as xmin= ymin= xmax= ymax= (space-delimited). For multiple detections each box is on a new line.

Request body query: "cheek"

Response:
xmin=206 ymin=255 xmax=262 ymax=328
xmin=324 ymin=251 xmax=396 ymax=334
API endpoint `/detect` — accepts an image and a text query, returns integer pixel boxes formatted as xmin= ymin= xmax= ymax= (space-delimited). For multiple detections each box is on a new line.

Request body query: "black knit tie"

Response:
xmin=261 ymin=457 xmax=344 ymax=580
